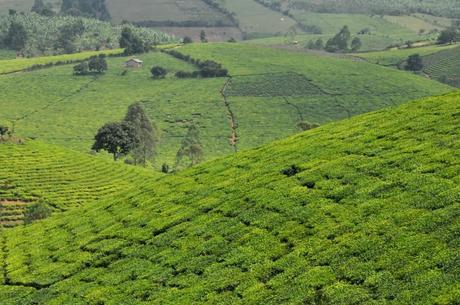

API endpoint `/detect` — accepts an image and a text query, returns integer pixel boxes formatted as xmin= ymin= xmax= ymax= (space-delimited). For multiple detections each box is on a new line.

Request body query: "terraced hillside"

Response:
xmin=0 ymin=90 xmax=458 ymax=304
xmin=0 ymin=140 xmax=159 ymax=226
xmin=422 ymin=45 xmax=460 ymax=87
xmin=0 ymin=43 xmax=452 ymax=166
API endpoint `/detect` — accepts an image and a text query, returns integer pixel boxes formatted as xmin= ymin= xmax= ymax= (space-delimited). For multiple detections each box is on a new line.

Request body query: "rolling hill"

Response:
xmin=0 ymin=43 xmax=453 ymax=167
xmin=0 ymin=140 xmax=159 ymax=226
xmin=0 ymin=90 xmax=458 ymax=304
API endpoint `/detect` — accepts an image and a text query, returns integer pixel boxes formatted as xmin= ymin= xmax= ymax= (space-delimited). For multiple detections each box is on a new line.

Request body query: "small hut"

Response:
xmin=125 ymin=58 xmax=143 ymax=68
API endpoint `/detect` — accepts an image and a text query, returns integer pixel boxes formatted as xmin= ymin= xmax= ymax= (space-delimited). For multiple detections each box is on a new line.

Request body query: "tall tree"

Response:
xmin=5 ymin=21 xmax=27 ymax=51
xmin=119 ymin=27 xmax=145 ymax=55
xmin=325 ymin=25 xmax=351 ymax=52
xmin=405 ymin=54 xmax=424 ymax=72
xmin=92 ymin=122 xmax=138 ymax=160
xmin=176 ymin=124 xmax=204 ymax=168
xmin=124 ymin=103 xmax=159 ymax=166
xmin=200 ymin=30 xmax=208 ymax=43
xmin=351 ymin=37 xmax=362 ymax=52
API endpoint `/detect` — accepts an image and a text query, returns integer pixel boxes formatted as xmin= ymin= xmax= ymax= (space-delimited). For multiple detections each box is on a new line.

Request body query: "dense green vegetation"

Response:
xmin=422 ymin=45 xmax=460 ymax=87
xmin=0 ymin=140 xmax=159 ymax=226
xmin=0 ymin=12 xmax=175 ymax=56
xmin=0 ymin=90 xmax=458 ymax=303
xmin=0 ymin=43 xmax=452 ymax=167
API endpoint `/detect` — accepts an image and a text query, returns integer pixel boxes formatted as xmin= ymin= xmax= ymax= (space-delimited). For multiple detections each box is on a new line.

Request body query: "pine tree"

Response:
xmin=124 ymin=103 xmax=159 ymax=166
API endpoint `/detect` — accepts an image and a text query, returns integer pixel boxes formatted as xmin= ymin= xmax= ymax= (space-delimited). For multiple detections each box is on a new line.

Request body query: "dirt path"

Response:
xmin=220 ymin=78 xmax=238 ymax=152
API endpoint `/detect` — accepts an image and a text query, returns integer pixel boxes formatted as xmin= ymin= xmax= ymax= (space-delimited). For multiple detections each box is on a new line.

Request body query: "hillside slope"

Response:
xmin=0 ymin=91 xmax=459 ymax=304
xmin=0 ymin=141 xmax=160 ymax=226
xmin=0 ymin=43 xmax=453 ymax=166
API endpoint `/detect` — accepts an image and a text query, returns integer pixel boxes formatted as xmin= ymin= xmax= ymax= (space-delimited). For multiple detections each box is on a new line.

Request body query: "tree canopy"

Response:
xmin=92 ymin=122 xmax=138 ymax=160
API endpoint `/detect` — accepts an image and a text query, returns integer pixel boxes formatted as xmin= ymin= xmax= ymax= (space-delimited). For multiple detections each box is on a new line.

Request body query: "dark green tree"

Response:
xmin=183 ymin=36 xmax=193 ymax=44
xmin=176 ymin=124 xmax=204 ymax=168
xmin=73 ymin=61 xmax=89 ymax=75
xmin=151 ymin=66 xmax=167 ymax=79
xmin=200 ymin=30 xmax=208 ymax=43
xmin=92 ymin=122 xmax=138 ymax=160
xmin=0 ymin=125 xmax=9 ymax=140
xmin=351 ymin=37 xmax=362 ymax=52
xmin=405 ymin=54 xmax=424 ymax=72
xmin=325 ymin=25 xmax=351 ymax=52
xmin=88 ymin=55 xmax=108 ymax=73
xmin=314 ymin=38 xmax=324 ymax=49
xmin=124 ymin=102 xmax=159 ymax=166
xmin=437 ymin=28 xmax=459 ymax=44
xmin=5 ymin=21 xmax=27 ymax=51
xmin=119 ymin=27 xmax=145 ymax=55
xmin=32 ymin=0 xmax=54 ymax=16
xmin=56 ymin=20 xmax=85 ymax=53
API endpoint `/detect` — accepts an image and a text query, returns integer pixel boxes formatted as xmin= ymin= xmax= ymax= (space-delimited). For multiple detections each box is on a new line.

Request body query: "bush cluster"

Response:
xmin=163 ymin=49 xmax=228 ymax=78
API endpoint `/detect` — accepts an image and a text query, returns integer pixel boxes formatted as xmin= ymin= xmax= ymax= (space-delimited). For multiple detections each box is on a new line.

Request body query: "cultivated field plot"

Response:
xmin=383 ymin=15 xmax=444 ymax=33
xmin=423 ymin=46 xmax=460 ymax=87
xmin=225 ymin=73 xmax=324 ymax=97
xmin=0 ymin=200 xmax=31 ymax=227
xmin=218 ymin=0 xmax=298 ymax=38
xmin=0 ymin=43 xmax=452 ymax=166
xmin=0 ymin=141 xmax=159 ymax=212
xmin=106 ymin=0 xmax=230 ymax=24
xmin=0 ymin=92 xmax=458 ymax=304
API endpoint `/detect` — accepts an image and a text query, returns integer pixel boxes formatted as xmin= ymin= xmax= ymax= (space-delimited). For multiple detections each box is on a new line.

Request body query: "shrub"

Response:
xmin=151 ymin=66 xmax=167 ymax=79
xmin=24 ymin=202 xmax=52 ymax=224
xmin=281 ymin=165 xmax=301 ymax=177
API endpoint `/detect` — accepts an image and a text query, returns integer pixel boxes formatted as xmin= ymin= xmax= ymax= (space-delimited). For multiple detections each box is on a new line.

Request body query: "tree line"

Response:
xmin=31 ymin=0 xmax=111 ymax=21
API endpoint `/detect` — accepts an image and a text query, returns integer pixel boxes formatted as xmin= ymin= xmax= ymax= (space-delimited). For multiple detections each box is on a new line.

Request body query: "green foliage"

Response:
xmin=0 ymin=92 xmax=459 ymax=303
xmin=405 ymin=54 xmax=424 ymax=71
xmin=23 ymin=202 xmax=52 ymax=224
xmin=437 ymin=27 xmax=459 ymax=44
xmin=176 ymin=124 xmax=204 ymax=168
xmin=61 ymin=0 xmax=111 ymax=21
xmin=0 ymin=43 xmax=452 ymax=166
xmin=3 ymin=21 xmax=27 ymax=51
xmin=124 ymin=102 xmax=159 ymax=166
xmin=325 ymin=25 xmax=351 ymax=52
xmin=88 ymin=54 xmax=108 ymax=73
xmin=297 ymin=121 xmax=319 ymax=131
xmin=422 ymin=45 xmax=460 ymax=87
xmin=183 ymin=36 xmax=193 ymax=44
xmin=0 ymin=125 xmax=9 ymax=138
xmin=151 ymin=66 xmax=167 ymax=79
xmin=351 ymin=36 xmax=362 ymax=51
xmin=200 ymin=30 xmax=208 ymax=43
xmin=120 ymin=27 xmax=146 ymax=55
xmin=92 ymin=122 xmax=138 ymax=160
xmin=0 ymin=13 xmax=175 ymax=57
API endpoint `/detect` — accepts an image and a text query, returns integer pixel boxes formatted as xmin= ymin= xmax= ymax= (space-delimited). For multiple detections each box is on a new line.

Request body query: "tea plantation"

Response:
xmin=0 ymin=90 xmax=458 ymax=304
xmin=0 ymin=43 xmax=453 ymax=166
xmin=0 ymin=141 xmax=159 ymax=226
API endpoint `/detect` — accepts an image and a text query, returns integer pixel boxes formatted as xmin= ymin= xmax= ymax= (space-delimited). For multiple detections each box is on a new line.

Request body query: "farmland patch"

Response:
xmin=224 ymin=73 xmax=325 ymax=97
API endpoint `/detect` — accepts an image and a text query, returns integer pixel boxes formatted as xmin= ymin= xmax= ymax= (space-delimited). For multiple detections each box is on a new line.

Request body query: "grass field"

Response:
xmin=0 ymin=90 xmax=458 ymax=304
xmin=0 ymin=43 xmax=452 ymax=167
xmin=0 ymin=49 xmax=123 ymax=75
xmin=383 ymin=15 xmax=444 ymax=33
xmin=0 ymin=49 xmax=15 ymax=60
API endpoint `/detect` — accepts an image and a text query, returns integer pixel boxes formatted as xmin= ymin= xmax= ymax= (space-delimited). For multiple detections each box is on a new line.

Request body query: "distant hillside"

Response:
xmin=0 ymin=90 xmax=458 ymax=304
xmin=258 ymin=0 xmax=460 ymax=18
xmin=0 ymin=13 xmax=176 ymax=56
xmin=0 ymin=43 xmax=452 ymax=166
